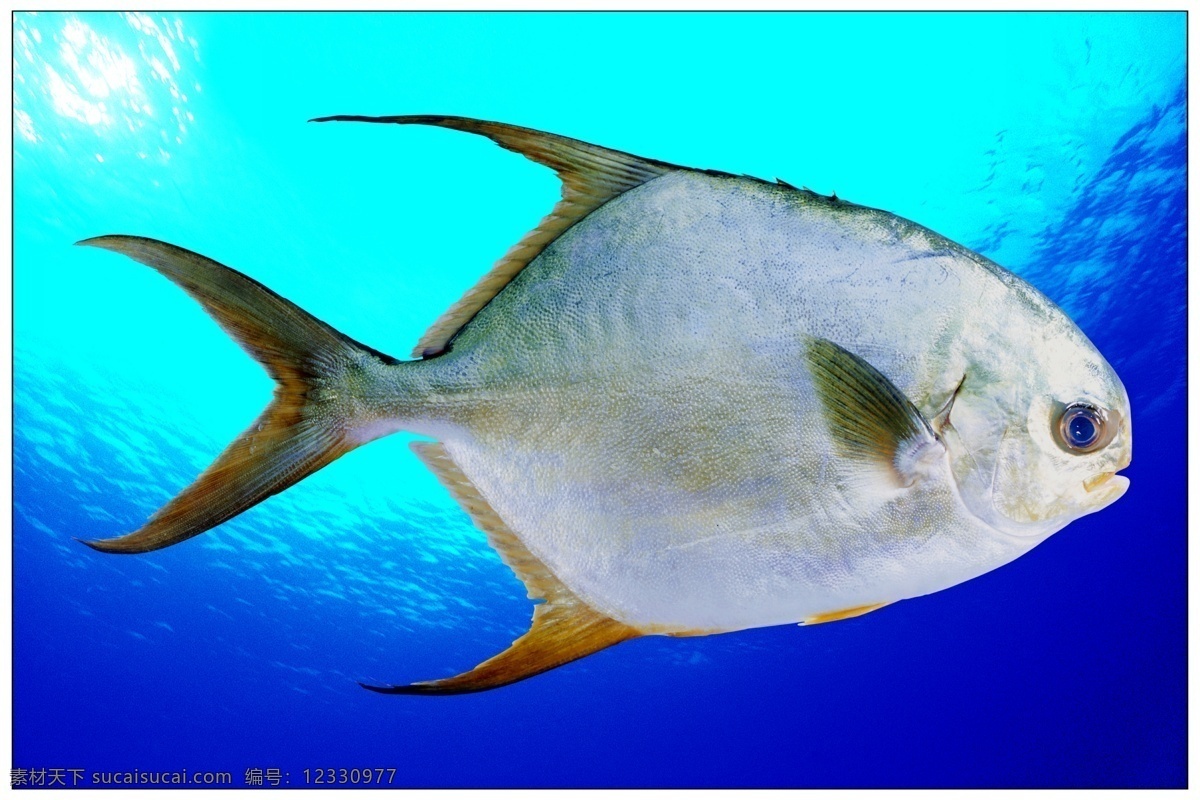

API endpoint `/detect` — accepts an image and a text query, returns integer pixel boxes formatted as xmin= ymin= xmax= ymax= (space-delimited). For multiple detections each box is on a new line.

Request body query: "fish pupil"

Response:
xmin=1068 ymin=412 xmax=1098 ymax=447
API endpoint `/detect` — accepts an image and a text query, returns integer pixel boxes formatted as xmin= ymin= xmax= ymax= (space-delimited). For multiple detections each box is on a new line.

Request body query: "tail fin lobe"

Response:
xmin=77 ymin=236 xmax=396 ymax=553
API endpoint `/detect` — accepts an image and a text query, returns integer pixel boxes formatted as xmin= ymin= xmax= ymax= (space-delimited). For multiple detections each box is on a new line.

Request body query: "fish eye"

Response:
xmin=1056 ymin=403 xmax=1108 ymax=453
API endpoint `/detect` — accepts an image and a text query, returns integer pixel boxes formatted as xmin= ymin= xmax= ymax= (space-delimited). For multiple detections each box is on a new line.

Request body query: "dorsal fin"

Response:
xmin=360 ymin=441 xmax=640 ymax=695
xmin=311 ymin=115 xmax=678 ymax=358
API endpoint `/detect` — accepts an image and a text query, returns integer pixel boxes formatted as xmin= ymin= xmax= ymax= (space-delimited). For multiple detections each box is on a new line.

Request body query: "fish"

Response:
xmin=76 ymin=115 xmax=1132 ymax=694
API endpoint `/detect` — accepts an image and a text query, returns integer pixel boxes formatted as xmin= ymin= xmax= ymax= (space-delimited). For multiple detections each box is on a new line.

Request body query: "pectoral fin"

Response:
xmin=361 ymin=442 xmax=640 ymax=695
xmin=804 ymin=337 xmax=945 ymax=488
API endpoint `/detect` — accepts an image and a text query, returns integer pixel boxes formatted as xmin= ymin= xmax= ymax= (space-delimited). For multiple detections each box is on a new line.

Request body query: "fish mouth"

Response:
xmin=1082 ymin=470 xmax=1130 ymax=504
xmin=1083 ymin=440 xmax=1134 ymax=498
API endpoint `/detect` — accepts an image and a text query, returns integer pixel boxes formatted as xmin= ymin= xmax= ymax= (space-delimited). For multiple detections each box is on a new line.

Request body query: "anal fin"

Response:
xmin=362 ymin=441 xmax=640 ymax=695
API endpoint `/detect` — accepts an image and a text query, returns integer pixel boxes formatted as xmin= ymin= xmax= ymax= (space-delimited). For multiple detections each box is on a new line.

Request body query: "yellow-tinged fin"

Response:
xmin=804 ymin=337 xmax=944 ymax=488
xmin=800 ymin=602 xmax=889 ymax=626
xmin=361 ymin=441 xmax=640 ymax=695
xmin=74 ymin=236 xmax=401 ymax=554
xmin=310 ymin=114 xmax=678 ymax=358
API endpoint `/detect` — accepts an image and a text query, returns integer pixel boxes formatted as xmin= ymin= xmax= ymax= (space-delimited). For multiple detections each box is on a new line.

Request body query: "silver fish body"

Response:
xmin=397 ymin=169 xmax=1127 ymax=632
xmin=78 ymin=117 xmax=1131 ymax=692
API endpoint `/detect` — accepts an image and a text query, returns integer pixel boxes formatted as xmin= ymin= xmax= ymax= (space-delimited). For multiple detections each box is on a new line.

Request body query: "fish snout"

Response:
xmin=1082 ymin=419 xmax=1131 ymax=499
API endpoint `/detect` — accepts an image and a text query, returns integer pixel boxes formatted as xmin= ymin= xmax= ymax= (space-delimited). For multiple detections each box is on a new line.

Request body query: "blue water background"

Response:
xmin=13 ymin=12 xmax=1186 ymax=788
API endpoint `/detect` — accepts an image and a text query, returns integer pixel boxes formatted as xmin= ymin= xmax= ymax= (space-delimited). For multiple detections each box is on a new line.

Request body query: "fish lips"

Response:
xmin=1082 ymin=470 xmax=1130 ymax=507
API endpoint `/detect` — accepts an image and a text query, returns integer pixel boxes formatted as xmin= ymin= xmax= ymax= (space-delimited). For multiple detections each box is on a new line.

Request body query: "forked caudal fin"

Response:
xmin=75 ymin=236 xmax=403 ymax=554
